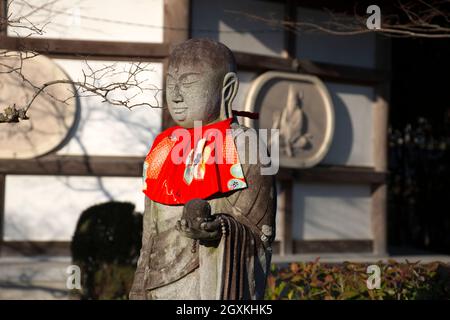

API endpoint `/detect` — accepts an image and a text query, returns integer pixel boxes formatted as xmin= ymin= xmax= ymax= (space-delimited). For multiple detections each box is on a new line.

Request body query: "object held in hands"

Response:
xmin=177 ymin=198 xmax=222 ymax=250
xmin=182 ymin=198 xmax=214 ymax=231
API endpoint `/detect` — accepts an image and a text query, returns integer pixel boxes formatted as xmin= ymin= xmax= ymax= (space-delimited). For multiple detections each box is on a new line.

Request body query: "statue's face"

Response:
xmin=166 ymin=61 xmax=223 ymax=128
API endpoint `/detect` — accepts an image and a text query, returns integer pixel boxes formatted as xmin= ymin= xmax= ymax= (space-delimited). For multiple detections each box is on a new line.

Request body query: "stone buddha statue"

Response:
xmin=129 ymin=38 xmax=276 ymax=300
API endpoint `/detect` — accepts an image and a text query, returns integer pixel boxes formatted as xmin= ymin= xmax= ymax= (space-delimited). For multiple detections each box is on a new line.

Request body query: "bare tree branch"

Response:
xmin=227 ymin=0 xmax=450 ymax=39
xmin=1 ymin=0 xmax=163 ymax=123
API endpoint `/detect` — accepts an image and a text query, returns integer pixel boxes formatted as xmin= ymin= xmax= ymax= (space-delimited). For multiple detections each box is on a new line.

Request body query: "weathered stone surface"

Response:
xmin=130 ymin=39 xmax=276 ymax=300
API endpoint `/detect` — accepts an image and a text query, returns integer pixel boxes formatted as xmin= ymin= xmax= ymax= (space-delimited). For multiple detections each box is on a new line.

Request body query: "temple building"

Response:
xmin=0 ymin=0 xmax=449 ymax=299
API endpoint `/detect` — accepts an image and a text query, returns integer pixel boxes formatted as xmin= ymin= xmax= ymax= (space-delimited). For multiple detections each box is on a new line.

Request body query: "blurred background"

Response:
xmin=0 ymin=0 xmax=449 ymax=299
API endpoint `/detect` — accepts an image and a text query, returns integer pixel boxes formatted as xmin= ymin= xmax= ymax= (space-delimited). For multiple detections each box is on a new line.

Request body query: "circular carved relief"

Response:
xmin=243 ymin=71 xmax=334 ymax=168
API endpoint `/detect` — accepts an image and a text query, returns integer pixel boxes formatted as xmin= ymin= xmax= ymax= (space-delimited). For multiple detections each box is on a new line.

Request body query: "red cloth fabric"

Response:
xmin=143 ymin=118 xmax=247 ymax=205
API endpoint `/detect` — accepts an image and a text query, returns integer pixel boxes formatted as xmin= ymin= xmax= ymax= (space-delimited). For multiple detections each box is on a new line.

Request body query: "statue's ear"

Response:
xmin=220 ymin=72 xmax=239 ymax=119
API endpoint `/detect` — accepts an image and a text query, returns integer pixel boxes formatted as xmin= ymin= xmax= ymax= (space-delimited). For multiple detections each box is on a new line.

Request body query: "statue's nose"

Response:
xmin=172 ymin=85 xmax=184 ymax=103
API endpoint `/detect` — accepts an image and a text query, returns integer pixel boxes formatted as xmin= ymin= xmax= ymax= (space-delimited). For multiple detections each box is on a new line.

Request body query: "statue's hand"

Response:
xmin=175 ymin=215 xmax=222 ymax=241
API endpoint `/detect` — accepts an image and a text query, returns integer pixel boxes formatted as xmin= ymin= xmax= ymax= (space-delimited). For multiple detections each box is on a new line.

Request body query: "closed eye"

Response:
xmin=181 ymin=79 xmax=200 ymax=88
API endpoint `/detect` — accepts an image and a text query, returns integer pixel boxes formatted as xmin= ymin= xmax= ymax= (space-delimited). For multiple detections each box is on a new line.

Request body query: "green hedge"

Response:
xmin=70 ymin=203 xmax=450 ymax=300
xmin=265 ymin=259 xmax=450 ymax=300
xmin=71 ymin=201 xmax=142 ymax=300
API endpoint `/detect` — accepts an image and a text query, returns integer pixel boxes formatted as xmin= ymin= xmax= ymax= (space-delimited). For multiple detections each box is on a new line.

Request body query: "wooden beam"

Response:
xmin=163 ymin=0 xmax=191 ymax=48
xmin=0 ymin=155 xmax=388 ymax=184
xmin=161 ymin=0 xmax=191 ymax=130
xmin=263 ymin=0 xmax=396 ymax=16
xmin=292 ymin=239 xmax=373 ymax=253
xmin=0 ymin=0 xmax=6 ymax=36
xmin=0 ymin=37 xmax=387 ymax=84
xmin=234 ymin=51 xmax=388 ymax=85
xmin=371 ymin=184 xmax=387 ymax=255
xmin=0 ymin=155 xmax=387 ymax=183
xmin=46 ymin=54 xmax=166 ymax=64
xmin=0 ymin=241 xmax=70 ymax=256
xmin=0 ymin=239 xmax=372 ymax=256
xmin=278 ymin=180 xmax=293 ymax=255
xmin=0 ymin=174 xmax=5 ymax=245
xmin=0 ymin=155 xmax=144 ymax=177
xmin=296 ymin=59 xmax=388 ymax=85
xmin=234 ymin=51 xmax=295 ymax=72
xmin=371 ymin=89 xmax=389 ymax=254
xmin=283 ymin=0 xmax=297 ymax=59
xmin=277 ymin=166 xmax=387 ymax=185
xmin=371 ymin=34 xmax=391 ymax=256
xmin=0 ymin=36 xmax=170 ymax=60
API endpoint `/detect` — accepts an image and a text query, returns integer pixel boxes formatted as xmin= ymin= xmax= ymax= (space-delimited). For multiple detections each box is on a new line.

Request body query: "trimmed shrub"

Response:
xmin=71 ymin=201 xmax=142 ymax=300
xmin=265 ymin=259 xmax=450 ymax=300
xmin=70 ymin=202 xmax=450 ymax=300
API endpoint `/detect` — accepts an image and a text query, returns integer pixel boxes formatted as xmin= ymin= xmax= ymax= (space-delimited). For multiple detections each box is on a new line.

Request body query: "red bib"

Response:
xmin=143 ymin=118 xmax=247 ymax=205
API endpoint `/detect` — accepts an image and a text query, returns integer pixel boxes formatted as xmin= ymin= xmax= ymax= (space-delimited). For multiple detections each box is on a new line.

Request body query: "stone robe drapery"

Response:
xmin=129 ymin=122 xmax=276 ymax=300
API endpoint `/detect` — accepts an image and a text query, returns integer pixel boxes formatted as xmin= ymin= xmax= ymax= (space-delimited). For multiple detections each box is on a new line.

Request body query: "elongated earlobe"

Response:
xmin=220 ymin=72 xmax=239 ymax=119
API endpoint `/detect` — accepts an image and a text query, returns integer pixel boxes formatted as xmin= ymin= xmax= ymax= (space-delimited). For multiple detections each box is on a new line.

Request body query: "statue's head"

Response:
xmin=166 ymin=38 xmax=239 ymax=128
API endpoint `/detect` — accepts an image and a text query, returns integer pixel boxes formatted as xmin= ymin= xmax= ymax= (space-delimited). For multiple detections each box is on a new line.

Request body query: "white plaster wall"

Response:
xmin=3 ymin=1 xmax=378 ymax=245
xmin=292 ymin=183 xmax=372 ymax=240
xmin=53 ymin=59 xmax=163 ymax=157
xmin=234 ymin=71 xmax=259 ymax=124
xmin=191 ymin=0 xmax=285 ymax=57
xmin=234 ymin=71 xmax=258 ymax=111
xmin=7 ymin=0 xmax=163 ymax=43
xmin=234 ymin=76 xmax=375 ymax=167
xmin=4 ymin=0 xmax=165 ymax=243
xmin=4 ymin=175 xmax=145 ymax=241
xmin=322 ymin=83 xmax=375 ymax=167
xmin=296 ymin=7 xmax=376 ymax=68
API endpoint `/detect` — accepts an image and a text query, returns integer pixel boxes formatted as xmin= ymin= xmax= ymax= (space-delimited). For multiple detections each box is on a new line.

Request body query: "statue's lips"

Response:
xmin=173 ymin=108 xmax=187 ymax=115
